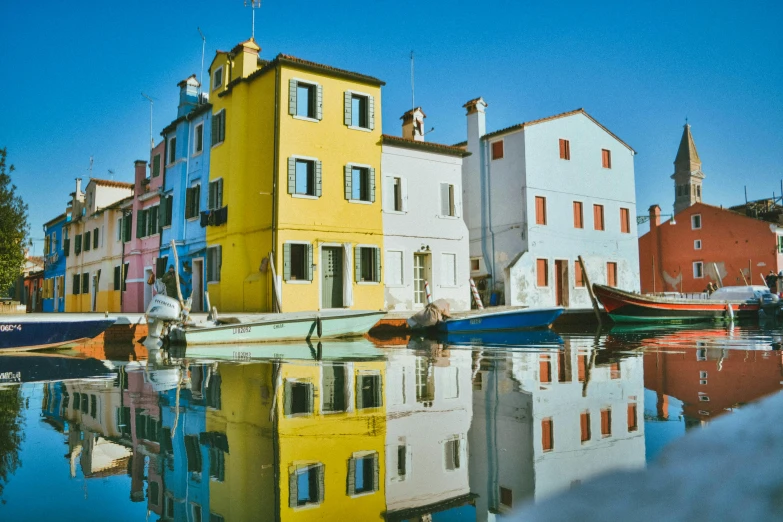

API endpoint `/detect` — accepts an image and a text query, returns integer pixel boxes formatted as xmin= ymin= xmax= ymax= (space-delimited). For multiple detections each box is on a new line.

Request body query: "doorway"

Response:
xmin=91 ymin=273 xmax=98 ymax=312
xmin=192 ymin=259 xmax=204 ymax=312
xmin=322 ymin=247 xmax=344 ymax=309
xmin=53 ymin=277 xmax=59 ymax=312
xmin=413 ymin=253 xmax=431 ymax=306
xmin=554 ymin=260 xmax=569 ymax=307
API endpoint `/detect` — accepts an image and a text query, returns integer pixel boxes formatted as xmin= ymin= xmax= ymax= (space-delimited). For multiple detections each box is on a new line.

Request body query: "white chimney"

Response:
xmin=461 ymin=97 xmax=487 ymax=244
xmin=401 ymin=107 xmax=426 ymax=142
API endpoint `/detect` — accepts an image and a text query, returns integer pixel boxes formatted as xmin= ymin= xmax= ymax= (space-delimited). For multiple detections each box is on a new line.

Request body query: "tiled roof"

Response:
xmin=481 ymin=108 xmax=636 ymax=153
xmin=452 ymin=140 xmax=467 ymax=148
xmin=90 ymin=178 xmax=134 ymax=189
xmin=381 ymin=135 xmax=472 ymax=157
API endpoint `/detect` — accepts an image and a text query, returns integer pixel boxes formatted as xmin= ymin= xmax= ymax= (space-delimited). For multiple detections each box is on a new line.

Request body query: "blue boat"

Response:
xmin=0 ymin=314 xmax=117 ymax=352
xmin=440 ymin=328 xmax=564 ymax=348
xmin=437 ymin=307 xmax=564 ymax=334
xmin=0 ymin=353 xmax=114 ymax=385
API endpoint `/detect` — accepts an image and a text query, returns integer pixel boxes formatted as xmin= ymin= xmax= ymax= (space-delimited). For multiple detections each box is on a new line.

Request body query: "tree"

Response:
xmin=0 ymin=386 xmax=25 ymax=499
xmin=0 ymin=148 xmax=29 ymax=295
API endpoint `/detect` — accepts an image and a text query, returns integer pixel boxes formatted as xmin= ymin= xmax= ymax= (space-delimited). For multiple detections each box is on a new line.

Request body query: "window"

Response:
xmin=440 ymin=183 xmax=456 ymax=217
xmin=392 ymin=177 xmax=404 ymax=211
xmin=355 ymin=246 xmax=381 ymax=283
xmin=348 ymin=453 xmax=379 ymax=495
xmin=296 ymin=82 xmax=315 ymax=118
xmin=601 ymin=149 xmax=612 ymax=168
xmin=575 ymin=261 xmax=585 ymax=288
xmin=620 ymin=208 xmax=630 ymax=233
xmin=699 ymin=394 xmax=710 ymax=402
xmin=114 ymin=266 xmax=121 ymax=291
xmin=356 ymin=372 xmax=382 ymax=409
xmin=93 ymin=228 xmax=99 ymax=249
xmin=184 ymin=434 xmax=202 ymax=472
xmin=535 ymin=196 xmax=547 ymax=225
xmin=322 ymin=364 xmax=347 ymax=413
xmin=559 ymin=139 xmax=570 ymax=160
xmin=81 ymin=272 xmax=89 ymax=294
xmin=152 ymin=154 xmax=161 ymax=177
xmin=593 ymin=204 xmax=605 ymax=231
xmin=396 ymin=445 xmax=408 ymax=479
xmin=147 ymin=206 xmax=159 ymax=236
xmin=208 ymin=179 xmax=224 ymax=209
xmin=185 ymin=184 xmax=201 ymax=219
xmin=288 ymin=158 xmax=320 ymax=197
xmin=578 ymin=355 xmax=587 ymax=382
xmin=84 ymin=231 xmax=91 ymax=251
xmin=168 ymin=137 xmax=177 ymax=165
xmin=75 ymin=234 xmax=82 ymax=254
xmin=122 ymin=215 xmax=132 ymax=242
xmin=211 ymin=110 xmax=226 ymax=146
xmin=607 ymin=262 xmax=617 ymax=287
xmin=600 ymin=408 xmax=612 ymax=437
xmin=573 ymin=201 xmax=583 ymax=228
xmin=191 ymin=505 xmax=202 ymax=522
xmin=194 ymin=123 xmax=204 ymax=154
xmin=580 ymin=411 xmax=591 ymax=443
xmin=136 ymin=209 xmax=147 ymax=239
xmin=160 ymin=195 xmax=173 ymax=227
xmin=700 ymin=370 xmax=708 ymax=379
xmin=541 ymin=418 xmax=554 ymax=452
xmin=444 ymin=438 xmax=461 ymax=470
xmin=695 ymin=239 xmax=702 ymax=250
xmin=441 ymin=253 xmax=457 ymax=286
xmin=470 ymin=258 xmax=481 ymax=272
xmin=627 ymin=403 xmax=638 ymax=432
xmin=491 ymin=140 xmax=504 ymax=160
xmin=500 ymin=487 xmax=513 ymax=508
xmin=284 ymin=380 xmax=313 ymax=416
xmin=693 ymin=262 xmax=704 ymax=279
xmin=283 ymin=243 xmax=312 ymax=281
xmin=536 ymin=258 xmax=548 ymax=287
xmin=347 ymin=165 xmax=374 ymax=202
xmin=350 ymin=94 xmax=368 ymax=128
xmin=207 ymin=246 xmax=222 ymax=283
xmin=212 ymin=66 xmax=223 ymax=91
xmin=289 ymin=464 xmax=324 ymax=507
xmin=386 ymin=250 xmax=403 ymax=286
xmin=691 ymin=214 xmax=702 ymax=229
xmin=539 ymin=354 xmax=552 ymax=383
xmin=416 ymin=359 xmax=435 ymax=403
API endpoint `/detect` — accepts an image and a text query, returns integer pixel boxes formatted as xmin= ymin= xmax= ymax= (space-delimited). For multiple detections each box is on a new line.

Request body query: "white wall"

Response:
xmin=381 ymin=144 xmax=471 ymax=311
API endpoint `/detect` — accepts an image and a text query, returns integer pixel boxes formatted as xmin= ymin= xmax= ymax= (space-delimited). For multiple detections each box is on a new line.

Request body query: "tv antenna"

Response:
xmin=141 ymin=92 xmax=154 ymax=149
xmin=410 ymin=50 xmax=415 ymax=110
xmin=108 ymin=169 xmax=115 ymax=180
xmin=198 ymin=27 xmax=206 ymax=98
xmin=88 ymin=156 xmax=94 ymax=176
xmin=245 ymin=1 xmax=261 ymax=40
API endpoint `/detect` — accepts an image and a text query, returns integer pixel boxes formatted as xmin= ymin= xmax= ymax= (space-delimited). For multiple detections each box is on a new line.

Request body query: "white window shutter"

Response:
xmin=440 ymin=183 xmax=450 ymax=216
xmin=315 ymin=160 xmax=322 ymax=197
xmin=355 ymin=246 xmax=362 ymax=282
xmin=218 ymin=179 xmax=224 ymax=207
xmin=283 ymin=243 xmax=291 ymax=281
xmin=343 ymin=243 xmax=353 ymax=306
xmin=374 ymin=247 xmax=381 ymax=283
xmin=401 ymin=177 xmax=409 ymax=212
xmin=288 ymin=79 xmax=297 ymax=115
xmin=368 ymin=95 xmax=375 ymax=130
xmin=307 ymin=244 xmax=314 ymax=281
xmin=455 ymin=184 xmax=462 ymax=217
xmin=344 ymin=92 xmax=352 ymax=126
xmin=288 ymin=158 xmax=296 ymax=194
xmin=383 ymin=176 xmax=393 ymax=211
xmin=316 ymin=84 xmax=323 ymax=120
xmin=369 ymin=167 xmax=376 ymax=203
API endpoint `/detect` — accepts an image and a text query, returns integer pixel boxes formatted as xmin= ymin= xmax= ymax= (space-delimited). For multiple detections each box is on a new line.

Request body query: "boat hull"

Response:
xmin=0 ymin=315 xmax=117 ymax=352
xmin=0 ymin=353 xmax=113 ymax=385
xmin=437 ymin=307 xmax=564 ymax=333
xmin=440 ymin=328 xmax=564 ymax=348
xmin=181 ymin=338 xmax=385 ymax=362
xmin=170 ymin=310 xmax=386 ymax=346
xmin=593 ymin=284 xmax=760 ymax=324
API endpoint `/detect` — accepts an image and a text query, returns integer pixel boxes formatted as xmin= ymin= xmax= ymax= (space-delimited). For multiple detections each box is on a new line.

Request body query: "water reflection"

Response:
xmin=0 ymin=325 xmax=782 ymax=520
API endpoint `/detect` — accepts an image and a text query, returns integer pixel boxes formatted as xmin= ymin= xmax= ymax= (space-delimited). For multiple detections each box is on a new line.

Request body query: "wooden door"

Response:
xmin=322 ymin=247 xmax=344 ymax=309
xmin=554 ymin=260 xmax=569 ymax=307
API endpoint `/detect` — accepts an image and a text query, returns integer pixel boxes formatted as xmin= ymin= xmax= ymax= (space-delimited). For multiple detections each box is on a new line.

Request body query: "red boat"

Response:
xmin=592 ymin=284 xmax=763 ymax=324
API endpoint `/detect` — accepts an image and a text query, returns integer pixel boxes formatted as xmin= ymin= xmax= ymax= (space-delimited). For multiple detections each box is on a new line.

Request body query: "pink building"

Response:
xmin=123 ymin=143 xmax=165 ymax=313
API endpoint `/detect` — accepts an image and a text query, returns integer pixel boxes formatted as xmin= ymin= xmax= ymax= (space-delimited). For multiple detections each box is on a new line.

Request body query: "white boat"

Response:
xmin=166 ymin=309 xmax=386 ymax=346
xmin=180 ymin=338 xmax=386 ymax=362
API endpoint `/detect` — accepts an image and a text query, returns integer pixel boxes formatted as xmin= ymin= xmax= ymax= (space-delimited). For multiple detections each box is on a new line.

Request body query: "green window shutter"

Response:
xmin=211 ymin=114 xmax=218 ymax=146
xmin=344 ymin=92 xmax=352 ymax=126
xmin=288 ymin=79 xmax=297 ymax=115
xmin=347 ymin=458 xmax=356 ymax=496
xmin=283 ymin=243 xmax=291 ymax=281
xmin=354 ymin=246 xmax=362 ymax=282
xmin=344 ymin=165 xmax=352 ymax=200
xmin=208 ymin=182 xmax=215 ymax=209
xmin=316 ymin=84 xmax=323 ymax=120
xmin=369 ymin=167 xmax=376 ymax=203
xmin=217 ymin=246 xmax=222 ymax=281
xmin=374 ymin=247 xmax=381 ymax=283
xmin=136 ymin=210 xmax=144 ymax=238
xmin=307 ymin=244 xmax=313 ymax=281
xmin=372 ymin=453 xmax=379 ymax=492
xmin=64 ymin=238 xmax=70 ymax=257
xmin=166 ymin=195 xmax=173 ymax=225
xmin=220 ymin=110 xmax=226 ymax=142
xmin=124 ymin=216 xmax=132 ymax=242
xmin=195 ymin=185 xmax=201 ymax=214
xmin=185 ymin=187 xmax=193 ymax=218
xmin=288 ymin=469 xmax=298 ymax=508
xmin=315 ymin=161 xmax=322 ymax=197
xmin=287 ymin=158 xmax=296 ymax=194
xmin=159 ymin=197 xmax=167 ymax=227
xmin=75 ymin=235 xmax=81 ymax=254
xmin=217 ymin=179 xmax=223 ymax=208
xmin=93 ymin=228 xmax=99 ymax=248
xmin=368 ymin=95 xmax=375 ymax=130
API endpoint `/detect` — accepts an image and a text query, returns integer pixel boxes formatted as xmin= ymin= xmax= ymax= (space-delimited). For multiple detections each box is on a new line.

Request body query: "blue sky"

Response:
xmin=1 ymin=0 xmax=781 ymax=250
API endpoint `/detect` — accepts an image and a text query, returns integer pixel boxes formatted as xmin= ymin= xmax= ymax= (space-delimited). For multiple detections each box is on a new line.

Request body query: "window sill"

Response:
xmin=357 ymin=281 xmax=379 ymax=286
xmin=285 ymin=280 xmax=312 ymax=285
xmin=292 ymin=194 xmax=319 ymax=200
xmin=192 ymin=150 xmax=203 ymax=158
xmin=348 ymin=199 xmax=373 ymax=205
xmin=491 ymin=157 xmax=504 ymax=161
xmin=207 ymin=280 xmax=220 ymax=285
xmin=211 ymin=141 xmax=225 ymax=150
xmin=439 ymin=215 xmax=459 ymax=220
xmin=348 ymin=125 xmax=372 ymax=133
xmin=385 ymin=209 xmax=407 ymax=215
xmin=293 ymin=115 xmax=320 ymax=123
xmin=349 ymin=490 xmax=377 ymax=499
xmin=187 ymin=217 xmax=200 ymax=222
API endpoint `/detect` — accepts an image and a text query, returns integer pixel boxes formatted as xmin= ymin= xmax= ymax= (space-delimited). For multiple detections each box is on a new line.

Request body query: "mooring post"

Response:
xmin=578 ymin=255 xmax=602 ymax=327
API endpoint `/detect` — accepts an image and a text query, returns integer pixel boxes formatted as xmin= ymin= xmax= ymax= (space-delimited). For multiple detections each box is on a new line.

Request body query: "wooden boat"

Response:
xmin=592 ymin=284 xmax=763 ymax=324
xmin=168 ymin=309 xmax=386 ymax=346
xmin=436 ymin=307 xmax=564 ymax=334
xmin=0 ymin=314 xmax=117 ymax=352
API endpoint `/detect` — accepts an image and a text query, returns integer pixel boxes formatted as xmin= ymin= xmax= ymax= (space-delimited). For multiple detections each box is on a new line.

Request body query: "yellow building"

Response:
xmin=207 ymin=354 xmax=387 ymax=521
xmin=205 ymin=38 xmax=385 ymax=312
xmin=64 ymin=178 xmax=133 ymax=312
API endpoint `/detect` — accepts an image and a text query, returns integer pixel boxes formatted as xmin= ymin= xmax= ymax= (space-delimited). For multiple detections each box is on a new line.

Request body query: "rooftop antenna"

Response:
xmin=88 ymin=156 xmax=94 ymax=177
xmin=198 ymin=27 xmax=206 ymax=99
xmin=245 ymin=1 xmax=261 ymax=40
xmin=410 ymin=50 xmax=415 ymax=110
xmin=108 ymin=169 xmax=115 ymax=180
xmin=141 ymin=92 xmax=154 ymax=149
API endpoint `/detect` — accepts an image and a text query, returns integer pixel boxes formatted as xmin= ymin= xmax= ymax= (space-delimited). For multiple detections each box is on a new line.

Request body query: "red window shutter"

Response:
xmin=601 ymin=409 xmax=612 ymax=437
xmin=620 ymin=208 xmax=630 ymax=233
xmin=537 ymin=259 xmax=548 ymax=287
xmin=607 ymin=262 xmax=617 ymax=287
xmin=535 ymin=196 xmax=546 ymax=225
xmin=573 ymin=202 xmax=583 ymax=228
xmin=541 ymin=418 xmax=553 ymax=451
xmin=602 ymin=149 xmax=611 ymax=168
xmin=578 ymin=355 xmax=587 ymax=381
xmin=580 ymin=412 xmax=591 ymax=442
xmin=492 ymin=141 xmax=504 ymax=160
xmin=575 ymin=261 xmax=584 ymax=288
xmin=557 ymin=351 xmax=567 ymax=382
xmin=559 ymin=139 xmax=570 ymax=160
xmin=627 ymin=403 xmax=638 ymax=432
xmin=594 ymin=205 xmax=604 ymax=231
xmin=610 ymin=361 xmax=620 ymax=379
xmin=539 ymin=355 xmax=552 ymax=383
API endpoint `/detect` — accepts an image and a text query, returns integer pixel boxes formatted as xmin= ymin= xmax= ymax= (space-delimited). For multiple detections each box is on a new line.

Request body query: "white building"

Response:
xmin=384 ymin=341 xmax=474 ymax=518
xmin=381 ymin=108 xmax=471 ymax=311
xmin=460 ymin=99 xmax=640 ymax=308
xmin=469 ymin=341 xmax=646 ymax=518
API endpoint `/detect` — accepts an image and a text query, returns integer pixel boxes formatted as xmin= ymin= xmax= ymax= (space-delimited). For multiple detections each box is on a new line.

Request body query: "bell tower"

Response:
xmin=671 ymin=123 xmax=705 ymax=215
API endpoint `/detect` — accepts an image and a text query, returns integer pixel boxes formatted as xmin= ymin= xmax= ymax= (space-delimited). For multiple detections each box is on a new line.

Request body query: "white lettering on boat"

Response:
xmin=273 ymin=323 xmax=284 ymax=329
xmin=0 ymin=324 xmax=22 ymax=332
xmin=470 ymin=318 xmax=482 ymax=325
xmin=0 ymin=371 xmax=21 ymax=382
xmin=233 ymin=351 xmax=251 ymax=360
xmin=232 ymin=326 xmax=251 ymax=335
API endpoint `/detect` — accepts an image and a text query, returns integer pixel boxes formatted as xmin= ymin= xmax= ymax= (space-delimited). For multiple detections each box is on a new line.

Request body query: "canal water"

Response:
xmin=1 ymin=324 xmax=781 ymax=521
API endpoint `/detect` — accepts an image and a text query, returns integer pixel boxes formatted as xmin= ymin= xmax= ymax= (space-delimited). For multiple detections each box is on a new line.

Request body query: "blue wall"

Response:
xmin=43 ymin=214 xmax=69 ymax=312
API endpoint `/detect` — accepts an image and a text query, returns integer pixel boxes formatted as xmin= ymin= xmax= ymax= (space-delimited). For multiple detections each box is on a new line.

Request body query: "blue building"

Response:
xmin=42 ymin=212 xmax=69 ymax=312
xmin=159 ymin=75 xmax=212 ymax=312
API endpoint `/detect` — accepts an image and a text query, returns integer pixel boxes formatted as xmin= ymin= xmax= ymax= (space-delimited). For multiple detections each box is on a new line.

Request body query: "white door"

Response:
xmin=192 ymin=259 xmax=203 ymax=312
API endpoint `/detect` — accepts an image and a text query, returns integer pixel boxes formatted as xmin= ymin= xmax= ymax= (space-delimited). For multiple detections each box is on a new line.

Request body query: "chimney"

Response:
xmin=401 ymin=107 xmax=426 ymax=141
xmin=75 ymin=178 xmax=82 ymax=197
xmin=177 ymin=75 xmax=200 ymax=118
xmin=464 ymin=97 xmax=487 ymax=154
xmin=232 ymin=38 xmax=261 ymax=79
xmin=649 ymin=204 xmax=661 ymax=228
xmin=461 ymin=97 xmax=487 ymax=244
xmin=134 ymin=160 xmax=148 ymax=192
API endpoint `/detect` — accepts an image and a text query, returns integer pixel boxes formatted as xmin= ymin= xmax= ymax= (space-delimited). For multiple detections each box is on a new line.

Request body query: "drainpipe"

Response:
xmin=270 ymin=63 xmax=280 ymax=312
xmin=483 ymin=139 xmax=497 ymax=286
